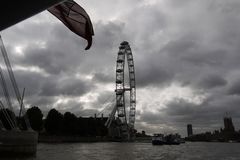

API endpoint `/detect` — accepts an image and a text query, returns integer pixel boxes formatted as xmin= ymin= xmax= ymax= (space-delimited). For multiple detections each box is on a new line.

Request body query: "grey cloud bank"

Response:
xmin=1 ymin=0 xmax=240 ymax=136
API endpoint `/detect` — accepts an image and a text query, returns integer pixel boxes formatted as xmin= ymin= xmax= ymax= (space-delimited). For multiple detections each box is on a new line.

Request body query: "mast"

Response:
xmin=0 ymin=35 xmax=31 ymax=129
xmin=0 ymin=67 xmax=14 ymax=111
xmin=19 ymin=88 xmax=25 ymax=117
xmin=0 ymin=101 xmax=15 ymax=129
xmin=0 ymin=67 xmax=18 ymax=128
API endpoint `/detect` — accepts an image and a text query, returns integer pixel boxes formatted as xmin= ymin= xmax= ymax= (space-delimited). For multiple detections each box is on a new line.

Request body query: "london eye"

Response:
xmin=115 ymin=41 xmax=136 ymax=138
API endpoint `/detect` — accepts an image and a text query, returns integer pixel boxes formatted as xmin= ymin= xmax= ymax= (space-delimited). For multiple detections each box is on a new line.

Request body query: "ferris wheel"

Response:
xmin=115 ymin=41 xmax=136 ymax=134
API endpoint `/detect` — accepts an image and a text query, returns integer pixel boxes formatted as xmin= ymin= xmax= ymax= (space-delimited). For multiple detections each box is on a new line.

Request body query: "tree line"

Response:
xmin=0 ymin=106 xmax=108 ymax=137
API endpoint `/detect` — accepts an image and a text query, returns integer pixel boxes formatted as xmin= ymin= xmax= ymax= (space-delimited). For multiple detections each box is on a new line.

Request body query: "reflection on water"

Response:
xmin=3 ymin=142 xmax=240 ymax=160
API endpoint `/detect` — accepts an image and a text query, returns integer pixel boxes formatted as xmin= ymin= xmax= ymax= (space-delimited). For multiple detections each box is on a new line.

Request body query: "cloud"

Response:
xmin=196 ymin=74 xmax=227 ymax=89
xmin=227 ymin=78 xmax=240 ymax=95
xmin=1 ymin=0 xmax=240 ymax=136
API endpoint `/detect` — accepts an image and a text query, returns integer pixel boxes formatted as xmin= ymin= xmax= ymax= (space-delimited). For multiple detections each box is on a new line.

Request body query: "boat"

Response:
xmin=0 ymin=35 xmax=38 ymax=157
xmin=0 ymin=129 xmax=38 ymax=157
xmin=180 ymin=138 xmax=185 ymax=143
xmin=0 ymin=0 xmax=94 ymax=157
xmin=164 ymin=134 xmax=181 ymax=145
xmin=152 ymin=134 xmax=165 ymax=145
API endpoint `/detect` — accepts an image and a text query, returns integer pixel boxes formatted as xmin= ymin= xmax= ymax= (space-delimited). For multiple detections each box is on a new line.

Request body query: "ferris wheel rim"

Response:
xmin=115 ymin=41 xmax=136 ymax=130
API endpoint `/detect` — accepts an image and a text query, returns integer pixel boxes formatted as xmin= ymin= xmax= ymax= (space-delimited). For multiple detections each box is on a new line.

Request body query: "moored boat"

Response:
xmin=0 ymin=34 xmax=38 ymax=157
xmin=180 ymin=138 xmax=185 ymax=143
xmin=164 ymin=134 xmax=181 ymax=145
xmin=0 ymin=129 xmax=38 ymax=157
xmin=152 ymin=134 xmax=165 ymax=145
xmin=152 ymin=133 xmax=182 ymax=145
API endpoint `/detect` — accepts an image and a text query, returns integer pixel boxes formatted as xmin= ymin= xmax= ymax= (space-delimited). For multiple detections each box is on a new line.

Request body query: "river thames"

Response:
xmin=4 ymin=142 xmax=240 ymax=160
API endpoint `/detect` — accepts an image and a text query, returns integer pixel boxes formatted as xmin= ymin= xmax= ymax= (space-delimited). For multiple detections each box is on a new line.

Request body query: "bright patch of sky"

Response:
xmin=137 ymin=83 xmax=207 ymax=114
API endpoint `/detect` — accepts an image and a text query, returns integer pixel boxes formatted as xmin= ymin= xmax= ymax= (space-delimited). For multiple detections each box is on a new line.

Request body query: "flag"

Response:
xmin=48 ymin=0 xmax=94 ymax=50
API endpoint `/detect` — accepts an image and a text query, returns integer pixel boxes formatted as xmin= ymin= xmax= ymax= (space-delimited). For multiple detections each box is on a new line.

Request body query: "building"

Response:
xmin=187 ymin=124 xmax=193 ymax=137
xmin=223 ymin=116 xmax=235 ymax=132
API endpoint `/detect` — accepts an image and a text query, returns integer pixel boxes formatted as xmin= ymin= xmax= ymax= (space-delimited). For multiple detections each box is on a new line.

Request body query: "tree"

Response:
xmin=26 ymin=106 xmax=43 ymax=131
xmin=78 ymin=117 xmax=87 ymax=136
xmin=63 ymin=112 xmax=78 ymax=134
xmin=87 ymin=117 xmax=96 ymax=136
xmin=45 ymin=108 xmax=63 ymax=134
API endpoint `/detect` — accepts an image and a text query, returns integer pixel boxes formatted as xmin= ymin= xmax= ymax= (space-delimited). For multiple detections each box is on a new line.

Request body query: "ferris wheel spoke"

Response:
xmin=115 ymin=41 xmax=136 ymax=138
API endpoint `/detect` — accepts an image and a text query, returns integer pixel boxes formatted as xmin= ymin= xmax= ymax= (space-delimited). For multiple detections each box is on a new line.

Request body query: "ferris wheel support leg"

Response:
xmin=105 ymin=105 xmax=117 ymax=128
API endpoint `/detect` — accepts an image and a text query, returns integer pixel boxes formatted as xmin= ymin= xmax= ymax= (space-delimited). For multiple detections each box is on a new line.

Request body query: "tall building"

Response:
xmin=187 ymin=124 xmax=193 ymax=137
xmin=224 ymin=116 xmax=235 ymax=132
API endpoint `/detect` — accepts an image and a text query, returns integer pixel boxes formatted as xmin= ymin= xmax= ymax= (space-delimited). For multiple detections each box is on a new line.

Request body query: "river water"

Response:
xmin=5 ymin=142 xmax=240 ymax=160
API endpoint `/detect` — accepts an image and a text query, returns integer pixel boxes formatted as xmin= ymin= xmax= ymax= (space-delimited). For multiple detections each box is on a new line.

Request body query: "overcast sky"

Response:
xmin=1 ymin=0 xmax=240 ymax=136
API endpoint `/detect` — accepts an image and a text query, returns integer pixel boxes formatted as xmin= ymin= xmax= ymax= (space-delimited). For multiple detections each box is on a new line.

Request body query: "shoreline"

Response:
xmin=38 ymin=134 xmax=109 ymax=143
xmin=38 ymin=134 xmax=152 ymax=143
xmin=38 ymin=135 xmax=240 ymax=144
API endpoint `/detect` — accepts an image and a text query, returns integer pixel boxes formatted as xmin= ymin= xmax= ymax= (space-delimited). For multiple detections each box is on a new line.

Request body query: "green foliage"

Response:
xmin=45 ymin=108 xmax=63 ymax=134
xmin=63 ymin=112 xmax=78 ymax=134
xmin=37 ymin=108 xmax=109 ymax=137
xmin=26 ymin=106 xmax=43 ymax=131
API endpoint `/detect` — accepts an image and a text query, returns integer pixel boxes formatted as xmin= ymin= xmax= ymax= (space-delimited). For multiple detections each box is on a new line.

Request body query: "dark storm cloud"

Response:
xmin=0 ymin=69 xmax=42 ymax=100
xmin=0 ymin=13 xmax=127 ymax=115
xmin=131 ymin=0 xmax=240 ymax=134
xmin=21 ymin=48 xmax=66 ymax=75
xmin=228 ymin=79 xmax=240 ymax=95
xmin=166 ymin=0 xmax=192 ymax=7
xmin=2 ymin=0 xmax=240 ymax=135
xmin=39 ymin=76 xmax=93 ymax=97
xmin=136 ymin=62 xmax=173 ymax=87
xmin=16 ymin=30 xmax=88 ymax=75
xmin=139 ymin=96 xmax=240 ymax=135
xmin=25 ymin=96 xmax=55 ymax=108
xmin=163 ymin=97 xmax=240 ymax=127
xmin=1 ymin=67 xmax=93 ymax=98
xmin=13 ymin=70 xmax=44 ymax=96
xmin=196 ymin=74 xmax=227 ymax=89
xmin=92 ymin=72 xmax=114 ymax=84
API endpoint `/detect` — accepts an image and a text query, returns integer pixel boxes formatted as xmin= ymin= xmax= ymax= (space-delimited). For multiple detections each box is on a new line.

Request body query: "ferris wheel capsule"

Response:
xmin=115 ymin=41 xmax=136 ymax=139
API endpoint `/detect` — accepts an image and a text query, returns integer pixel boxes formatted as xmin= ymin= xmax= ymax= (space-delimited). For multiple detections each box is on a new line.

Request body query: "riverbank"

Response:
xmin=38 ymin=134 xmax=109 ymax=143
xmin=186 ymin=140 xmax=240 ymax=143
xmin=135 ymin=137 xmax=152 ymax=143
xmin=38 ymin=134 xmax=152 ymax=143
